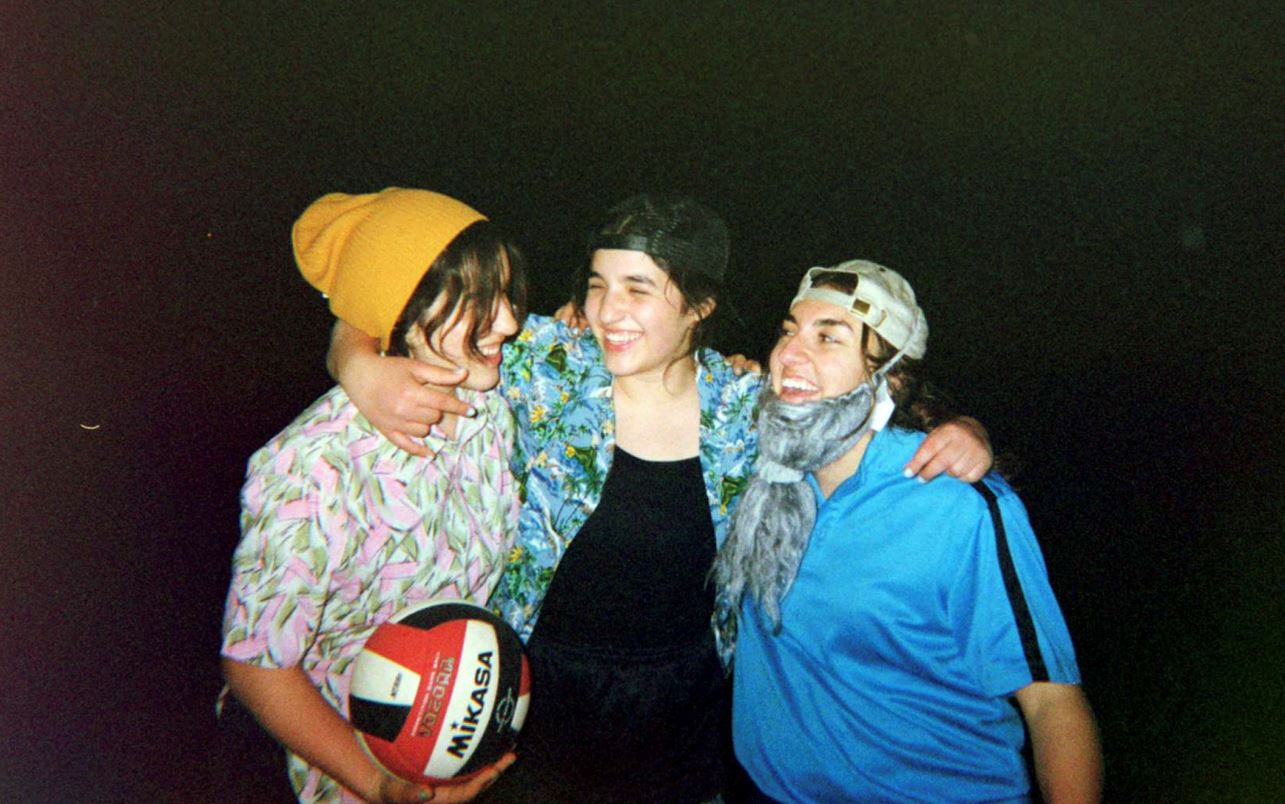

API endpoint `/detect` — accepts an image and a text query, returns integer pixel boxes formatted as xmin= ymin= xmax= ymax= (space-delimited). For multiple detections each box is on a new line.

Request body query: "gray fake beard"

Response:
xmin=713 ymin=379 xmax=883 ymax=634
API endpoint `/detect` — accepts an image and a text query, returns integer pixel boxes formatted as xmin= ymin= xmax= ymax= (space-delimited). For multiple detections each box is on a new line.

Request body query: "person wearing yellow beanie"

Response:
xmin=220 ymin=188 xmax=526 ymax=803
xmin=293 ymin=188 xmax=487 ymax=353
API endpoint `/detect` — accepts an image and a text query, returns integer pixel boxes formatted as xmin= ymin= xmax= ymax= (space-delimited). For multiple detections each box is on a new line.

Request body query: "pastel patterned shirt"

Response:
xmin=220 ymin=384 xmax=520 ymax=803
xmin=489 ymin=314 xmax=763 ymax=652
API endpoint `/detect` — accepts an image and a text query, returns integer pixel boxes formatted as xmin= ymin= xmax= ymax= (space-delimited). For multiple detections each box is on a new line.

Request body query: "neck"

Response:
xmin=613 ymin=355 xmax=698 ymax=404
xmin=814 ymin=430 xmax=875 ymax=498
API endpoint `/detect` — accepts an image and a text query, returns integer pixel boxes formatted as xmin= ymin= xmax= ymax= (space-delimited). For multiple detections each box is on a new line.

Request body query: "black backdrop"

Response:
xmin=3 ymin=3 xmax=1282 ymax=801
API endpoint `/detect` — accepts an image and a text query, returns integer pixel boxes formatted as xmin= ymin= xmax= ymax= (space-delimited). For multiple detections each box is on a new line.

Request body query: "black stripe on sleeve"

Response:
xmin=971 ymin=481 xmax=1049 ymax=682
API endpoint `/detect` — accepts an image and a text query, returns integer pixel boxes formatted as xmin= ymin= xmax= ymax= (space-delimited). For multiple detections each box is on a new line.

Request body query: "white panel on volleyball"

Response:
xmin=350 ymin=650 xmax=422 ymax=707
xmin=424 ymin=621 xmax=501 ymax=778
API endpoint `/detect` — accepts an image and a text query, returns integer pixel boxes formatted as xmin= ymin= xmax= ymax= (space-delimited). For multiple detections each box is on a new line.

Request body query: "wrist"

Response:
xmin=339 ymin=348 xmax=376 ymax=384
xmin=358 ymin=763 xmax=390 ymax=804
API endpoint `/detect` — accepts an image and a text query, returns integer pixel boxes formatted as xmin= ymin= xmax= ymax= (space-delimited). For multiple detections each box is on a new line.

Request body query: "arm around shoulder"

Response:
xmin=1015 ymin=681 xmax=1104 ymax=804
xmin=904 ymin=415 xmax=993 ymax=482
xmin=327 ymin=319 xmax=474 ymax=456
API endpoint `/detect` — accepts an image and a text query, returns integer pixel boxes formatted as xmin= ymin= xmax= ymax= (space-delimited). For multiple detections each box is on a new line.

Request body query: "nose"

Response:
xmin=595 ymin=285 xmax=628 ymax=323
xmin=493 ymin=297 xmax=519 ymax=336
xmin=776 ymin=336 xmax=807 ymax=365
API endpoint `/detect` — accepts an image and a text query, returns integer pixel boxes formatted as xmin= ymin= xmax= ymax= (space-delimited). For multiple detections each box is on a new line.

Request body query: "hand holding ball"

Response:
xmin=349 ymin=601 xmax=530 ymax=786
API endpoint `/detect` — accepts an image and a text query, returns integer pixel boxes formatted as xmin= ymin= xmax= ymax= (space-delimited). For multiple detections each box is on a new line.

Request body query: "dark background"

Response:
xmin=3 ymin=3 xmax=1282 ymax=801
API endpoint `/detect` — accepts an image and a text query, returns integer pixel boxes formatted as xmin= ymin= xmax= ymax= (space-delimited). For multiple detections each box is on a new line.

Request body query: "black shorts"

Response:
xmin=481 ymin=630 xmax=731 ymax=803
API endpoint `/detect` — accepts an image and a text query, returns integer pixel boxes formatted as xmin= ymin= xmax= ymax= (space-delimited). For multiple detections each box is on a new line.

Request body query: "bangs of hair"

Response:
xmin=389 ymin=221 xmax=528 ymax=360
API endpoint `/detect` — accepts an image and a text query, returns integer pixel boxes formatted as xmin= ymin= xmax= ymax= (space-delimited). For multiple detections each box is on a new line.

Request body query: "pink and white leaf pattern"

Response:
xmin=220 ymin=385 xmax=519 ymax=802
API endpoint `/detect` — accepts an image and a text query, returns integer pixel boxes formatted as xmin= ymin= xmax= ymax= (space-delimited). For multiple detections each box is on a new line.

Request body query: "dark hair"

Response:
xmin=388 ymin=220 xmax=528 ymax=360
xmin=579 ymin=193 xmax=729 ymax=357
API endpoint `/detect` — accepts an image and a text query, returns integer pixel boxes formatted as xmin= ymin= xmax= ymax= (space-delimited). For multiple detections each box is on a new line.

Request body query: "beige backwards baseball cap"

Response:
xmin=791 ymin=259 xmax=928 ymax=359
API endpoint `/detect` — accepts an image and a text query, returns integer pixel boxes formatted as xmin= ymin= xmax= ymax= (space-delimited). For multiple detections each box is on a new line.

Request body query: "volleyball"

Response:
xmin=349 ymin=600 xmax=530 ymax=784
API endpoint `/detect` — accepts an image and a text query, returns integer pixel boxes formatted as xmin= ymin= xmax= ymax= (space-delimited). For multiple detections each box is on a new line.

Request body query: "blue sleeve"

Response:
xmin=499 ymin=313 xmax=599 ymax=396
xmin=949 ymin=479 xmax=1082 ymax=697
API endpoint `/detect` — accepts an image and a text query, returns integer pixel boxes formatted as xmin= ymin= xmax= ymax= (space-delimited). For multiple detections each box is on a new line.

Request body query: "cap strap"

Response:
xmin=871 ymin=309 xmax=922 ymax=382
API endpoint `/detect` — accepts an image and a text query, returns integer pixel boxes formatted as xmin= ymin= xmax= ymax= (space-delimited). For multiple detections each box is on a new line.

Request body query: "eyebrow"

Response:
xmin=784 ymin=313 xmax=854 ymax=332
xmin=588 ymin=270 xmax=658 ymax=287
xmin=815 ymin=317 xmax=854 ymax=331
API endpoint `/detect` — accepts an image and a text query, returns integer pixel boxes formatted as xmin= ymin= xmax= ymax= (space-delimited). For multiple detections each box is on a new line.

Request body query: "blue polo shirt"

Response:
xmin=732 ymin=427 xmax=1080 ymax=803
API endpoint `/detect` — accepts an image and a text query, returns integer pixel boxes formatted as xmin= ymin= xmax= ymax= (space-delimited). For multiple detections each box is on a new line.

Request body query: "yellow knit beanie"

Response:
xmin=293 ymin=187 xmax=487 ymax=351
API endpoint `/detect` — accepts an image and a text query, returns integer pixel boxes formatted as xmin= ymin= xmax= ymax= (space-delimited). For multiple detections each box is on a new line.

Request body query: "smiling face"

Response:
xmin=407 ymin=289 xmax=520 ymax=392
xmin=583 ymin=249 xmax=703 ymax=382
xmin=769 ymin=298 xmax=874 ymax=404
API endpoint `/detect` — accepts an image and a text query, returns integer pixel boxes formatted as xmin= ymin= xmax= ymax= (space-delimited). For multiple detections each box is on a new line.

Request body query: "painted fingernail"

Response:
xmin=466 ymin=406 xmax=477 ymax=417
xmin=902 ymin=468 xmax=914 ymax=478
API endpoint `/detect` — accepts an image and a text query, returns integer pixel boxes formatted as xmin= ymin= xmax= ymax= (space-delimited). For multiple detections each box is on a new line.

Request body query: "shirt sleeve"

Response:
xmin=948 ymin=481 xmax=1081 ymax=697
xmin=220 ymin=447 xmax=341 ymax=670
xmin=500 ymin=313 xmax=568 ymax=401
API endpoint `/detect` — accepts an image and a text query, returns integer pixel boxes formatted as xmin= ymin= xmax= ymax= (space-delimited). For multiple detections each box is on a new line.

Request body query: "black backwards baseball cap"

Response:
xmin=588 ymin=193 xmax=730 ymax=284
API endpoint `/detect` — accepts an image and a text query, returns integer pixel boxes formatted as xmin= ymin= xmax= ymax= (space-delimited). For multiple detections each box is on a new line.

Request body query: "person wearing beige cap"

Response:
xmin=220 ymin=188 xmax=526 ymax=803
xmin=325 ymin=197 xmax=995 ymax=800
xmin=714 ymin=261 xmax=1103 ymax=803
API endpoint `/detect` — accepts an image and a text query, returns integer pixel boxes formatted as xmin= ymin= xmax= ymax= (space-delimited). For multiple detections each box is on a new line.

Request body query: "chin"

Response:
xmin=602 ymin=355 xmax=649 ymax=380
xmin=463 ymin=368 xmax=501 ymax=393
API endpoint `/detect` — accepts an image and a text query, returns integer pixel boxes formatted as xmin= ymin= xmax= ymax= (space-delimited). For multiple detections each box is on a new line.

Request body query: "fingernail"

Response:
xmin=902 ymin=468 xmax=914 ymax=478
xmin=466 ymin=406 xmax=477 ymax=417
xmin=916 ymin=475 xmax=928 ymax=484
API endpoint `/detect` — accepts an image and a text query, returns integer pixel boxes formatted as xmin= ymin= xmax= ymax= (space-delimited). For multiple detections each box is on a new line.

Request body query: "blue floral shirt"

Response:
xmin=491 ymin=314 xmax=762 ymax=651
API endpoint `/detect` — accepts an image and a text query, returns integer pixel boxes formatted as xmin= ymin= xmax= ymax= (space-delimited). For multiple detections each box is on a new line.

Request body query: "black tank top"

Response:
xmin=533 ymin=447 xmax=717 ymax=648
xmin=483 ymin=448 xmax=730 ymax=802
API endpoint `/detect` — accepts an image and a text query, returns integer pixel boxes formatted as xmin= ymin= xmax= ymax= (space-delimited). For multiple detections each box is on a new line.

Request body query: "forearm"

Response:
xmin=1018 ymin=683 xmax=1104 ymax=803
xmin=328 ymin=319 xmax=382 ymax=384
xmin=223 ymin=657 xmax=381 ymax=801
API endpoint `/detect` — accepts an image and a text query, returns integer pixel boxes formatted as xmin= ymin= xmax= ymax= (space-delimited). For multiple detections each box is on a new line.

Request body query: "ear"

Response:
xmin=691 ymin=297 xmax=717 ymax=322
